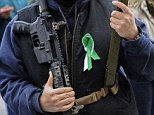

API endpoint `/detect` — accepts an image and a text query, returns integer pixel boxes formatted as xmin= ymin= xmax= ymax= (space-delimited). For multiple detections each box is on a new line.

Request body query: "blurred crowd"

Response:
xmin=0 ymin=0 xmax=37 ymax=42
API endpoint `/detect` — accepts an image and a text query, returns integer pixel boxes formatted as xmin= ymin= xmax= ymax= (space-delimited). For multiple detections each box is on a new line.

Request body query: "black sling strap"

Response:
xmin=104 ymin=0 xmax=128 ymax=87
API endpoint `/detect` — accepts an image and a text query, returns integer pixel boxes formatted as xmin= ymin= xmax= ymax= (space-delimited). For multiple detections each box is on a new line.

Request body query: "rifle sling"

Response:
xmin=104 ymin=0 xmax=128 ymax=87
xmin=75 ymin=79 xmax=119 ymax=106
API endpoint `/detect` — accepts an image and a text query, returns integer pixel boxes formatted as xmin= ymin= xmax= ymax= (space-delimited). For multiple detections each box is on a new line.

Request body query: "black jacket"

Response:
xmin=16 ymin=0 xmax=115 ymax=98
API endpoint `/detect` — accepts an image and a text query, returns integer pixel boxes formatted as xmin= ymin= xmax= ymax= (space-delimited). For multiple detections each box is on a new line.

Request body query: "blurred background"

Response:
xmin=0 ymin=94 xmax=7 ymax=115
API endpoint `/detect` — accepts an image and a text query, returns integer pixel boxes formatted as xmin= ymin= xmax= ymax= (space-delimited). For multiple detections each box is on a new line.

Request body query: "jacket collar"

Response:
xmin=47 ymin=0 xmax=88 ymax=11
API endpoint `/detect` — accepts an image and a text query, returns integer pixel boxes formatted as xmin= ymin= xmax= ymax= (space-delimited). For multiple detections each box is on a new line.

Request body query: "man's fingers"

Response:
xmin=110 ymin=22 xmax=119 ymax=30
xmin=5 ymin=7 xmax=14 ymax=12
xmin=57 ymin=96 xmax=75 ymax=107
xmin=0 ymin=6 xmax=14 ymax=13
xmin=46 ymin=71 xmax=54 ymax=87
xmin=111 ymin=11 xmax=124 ymax=19
xmin=112 ymin=1 xmax=131 ymax=14
xmin=56 ymin=90 xmax=75 ymax=100
xmin=45 ymin=70 xmax=73 ymax=94
xmin=60 ymin=101 xmax=75 ymax=112
xmin=110 ymin=17 xmax=122 ymax=25
xmin=52 ymin=87 xmax=74 ymax=95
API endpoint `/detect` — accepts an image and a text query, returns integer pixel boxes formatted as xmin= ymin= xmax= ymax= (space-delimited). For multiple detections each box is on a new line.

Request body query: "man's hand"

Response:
xmin=40 ymin=71 xmax=75 ymax=112
xmin=0 ymin=5 xmax=14 ymax=19
xmin=110 ymin=1 xmax=139 ymax=41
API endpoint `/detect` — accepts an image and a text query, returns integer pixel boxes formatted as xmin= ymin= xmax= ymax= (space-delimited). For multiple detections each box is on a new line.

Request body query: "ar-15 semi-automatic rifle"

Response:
xmin=13 ymin=0 xmax=71 ymax=88
xmin=13 ymin=0 xmax=72 ymax=114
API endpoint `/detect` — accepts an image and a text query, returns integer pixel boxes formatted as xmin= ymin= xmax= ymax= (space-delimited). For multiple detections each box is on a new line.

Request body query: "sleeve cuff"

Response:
xmin=122 ymin=32 xmax=150 ymax=56
xmin=31 ymin=89 xmax=45 ymax=114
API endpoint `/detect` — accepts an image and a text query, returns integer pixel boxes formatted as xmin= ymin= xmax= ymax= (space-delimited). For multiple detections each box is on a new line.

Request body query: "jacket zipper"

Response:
xmin=71 ymin=14 xmax=80 ymax=88
xmin=64 ymin=28 xmax=69 ymax=65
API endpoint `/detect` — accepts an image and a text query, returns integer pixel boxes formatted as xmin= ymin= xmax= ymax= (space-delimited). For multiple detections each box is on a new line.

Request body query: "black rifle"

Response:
xmin=13 ymin=0 xmax=72 ymax=114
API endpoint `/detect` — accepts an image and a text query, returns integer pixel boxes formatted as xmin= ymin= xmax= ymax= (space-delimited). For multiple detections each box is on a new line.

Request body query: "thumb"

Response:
xmin=46 ymin=71 xmax=54 ymax=87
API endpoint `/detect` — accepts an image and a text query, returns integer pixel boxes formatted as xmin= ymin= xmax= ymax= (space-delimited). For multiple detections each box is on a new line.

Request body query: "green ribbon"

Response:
xmin=82 ymin=33 xmax=101 ymax=71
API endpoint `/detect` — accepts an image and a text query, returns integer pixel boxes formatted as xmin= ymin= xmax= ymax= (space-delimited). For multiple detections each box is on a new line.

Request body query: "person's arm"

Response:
xmin=110 ymin=1 xmax=154 ymax=81
xmin=0 ymin=17 xmax=44 ymax=115
xmin=0 ymin=16 xmax=75 ymax=114
xmin=121 ymin=19 xmax=154 ymax=81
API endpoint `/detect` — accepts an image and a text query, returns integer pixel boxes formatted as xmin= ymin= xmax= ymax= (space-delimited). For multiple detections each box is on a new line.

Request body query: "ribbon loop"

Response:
xmin=82 ymin=33 xmax=101 ymax=71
